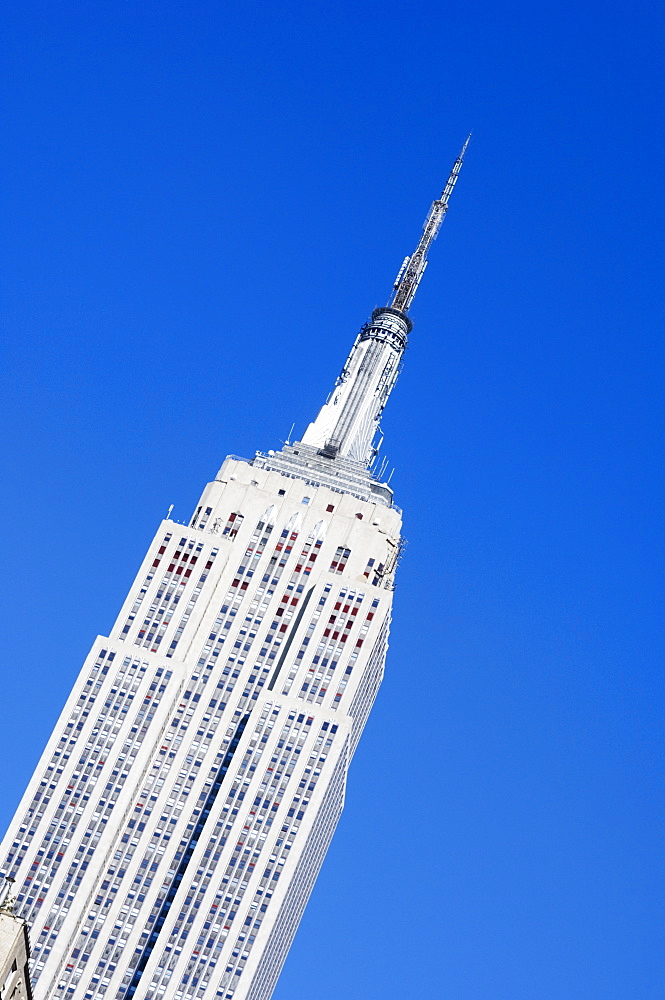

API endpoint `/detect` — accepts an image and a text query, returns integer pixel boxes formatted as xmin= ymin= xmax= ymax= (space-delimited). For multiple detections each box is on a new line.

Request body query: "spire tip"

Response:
xmin=389 ymin=138 xmax=469 ymax=313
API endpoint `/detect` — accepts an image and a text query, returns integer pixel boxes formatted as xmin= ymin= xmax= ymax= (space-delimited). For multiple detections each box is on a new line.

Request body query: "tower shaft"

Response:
xmin=1 ymin=462 xmax=401 ymax=1000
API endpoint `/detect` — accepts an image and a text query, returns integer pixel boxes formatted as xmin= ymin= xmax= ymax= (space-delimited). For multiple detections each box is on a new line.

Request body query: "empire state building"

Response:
xmin=0 ymin=140 xmax=468 ymax=1000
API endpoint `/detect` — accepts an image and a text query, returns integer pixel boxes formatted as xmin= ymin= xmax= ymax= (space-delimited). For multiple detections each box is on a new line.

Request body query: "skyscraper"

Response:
xmin=0 ymin=139 xmax=468 ymax=1000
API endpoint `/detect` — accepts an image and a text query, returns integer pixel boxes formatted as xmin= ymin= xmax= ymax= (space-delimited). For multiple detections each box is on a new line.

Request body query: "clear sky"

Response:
xmin=1 ymin=2 xmax=663 ymax=998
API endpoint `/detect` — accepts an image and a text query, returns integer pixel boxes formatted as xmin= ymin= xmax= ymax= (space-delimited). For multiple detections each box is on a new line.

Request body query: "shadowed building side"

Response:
xmin=0 ymin=879 xmax=33 ymax=1000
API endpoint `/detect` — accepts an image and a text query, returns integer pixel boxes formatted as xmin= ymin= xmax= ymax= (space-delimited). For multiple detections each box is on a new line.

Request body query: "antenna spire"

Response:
xmin=389 ymin=134 xmax=470 ymax=314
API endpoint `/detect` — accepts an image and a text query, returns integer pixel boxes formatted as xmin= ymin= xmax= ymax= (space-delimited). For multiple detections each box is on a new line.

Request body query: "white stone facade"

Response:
xmin=0 ymin=454 xmax=401 ymax=1000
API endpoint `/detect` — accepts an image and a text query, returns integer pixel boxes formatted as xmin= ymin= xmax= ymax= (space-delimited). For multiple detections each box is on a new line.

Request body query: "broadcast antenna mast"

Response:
xmin=390 ymin=134 xmax=471 ymax=313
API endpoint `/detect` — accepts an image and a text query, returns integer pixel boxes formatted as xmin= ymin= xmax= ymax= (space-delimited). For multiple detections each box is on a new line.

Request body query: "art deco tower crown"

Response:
xmin=300 ymin=134 xmax=470 ymax=465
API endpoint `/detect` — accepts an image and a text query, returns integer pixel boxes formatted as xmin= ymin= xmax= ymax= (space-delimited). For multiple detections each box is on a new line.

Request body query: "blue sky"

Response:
xmin=1 ymin=2 xmax=663 ymax=998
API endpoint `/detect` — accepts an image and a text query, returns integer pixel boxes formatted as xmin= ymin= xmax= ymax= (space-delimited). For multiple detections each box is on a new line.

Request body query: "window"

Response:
xmin=223 ymin=513 xmax=244 ymax=539
xmin=330 ymin=547 xmax=351 ymax=574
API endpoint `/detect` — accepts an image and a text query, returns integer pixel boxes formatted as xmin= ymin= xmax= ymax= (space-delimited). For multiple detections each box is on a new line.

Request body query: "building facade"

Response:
xmin=0 ymin=142 xmax=467 ymax=1000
